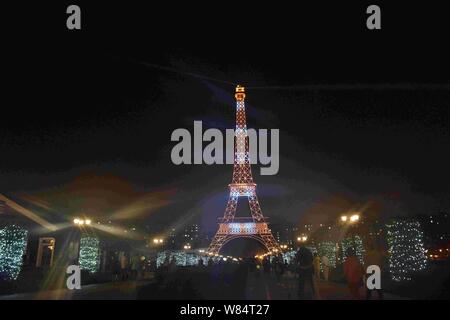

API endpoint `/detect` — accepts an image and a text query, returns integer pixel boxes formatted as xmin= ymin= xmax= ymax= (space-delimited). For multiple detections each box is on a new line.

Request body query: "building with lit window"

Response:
xmin=0 ymin=193 xmax=78 ymax=285
xmin=0 ymin=193 xmax=150 ymax=292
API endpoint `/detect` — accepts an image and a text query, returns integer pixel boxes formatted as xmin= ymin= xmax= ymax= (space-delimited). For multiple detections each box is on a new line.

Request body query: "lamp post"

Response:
xmin=296 ymin=235 xmax=308 ymax=250
xmin=338 ymin=213 xmax=362 ymax=263
xmin=340 ymin=213 xmax=360 ymax=224
xmin=72 ymin=217 xmax=93 ymax=268
xmin=73 ymin=218 xmax=92 ymax=226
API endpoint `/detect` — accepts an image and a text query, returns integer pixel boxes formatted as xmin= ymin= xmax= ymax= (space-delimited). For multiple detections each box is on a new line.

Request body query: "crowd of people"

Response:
xmin=111 ymin=254 xmax=157 ymax=281
xmin=292 ymin=242 xmax=386 ymax=299
xmin=112 ymin=242 xmax=386 ymax=300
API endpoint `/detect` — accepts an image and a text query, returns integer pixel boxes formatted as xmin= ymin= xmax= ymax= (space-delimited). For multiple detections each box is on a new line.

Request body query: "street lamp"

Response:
xmin=341 ymin=213 xmax=360 ymax=224
xmin=183 ymin=244 xmax=191 ymax=250
xmin=153 ymin=238 xmax=164 ymax=245
xmin=297 ymin=236 xmax=308 ymax=242
xmin=73 ymin=218 xmax=91 ymax=226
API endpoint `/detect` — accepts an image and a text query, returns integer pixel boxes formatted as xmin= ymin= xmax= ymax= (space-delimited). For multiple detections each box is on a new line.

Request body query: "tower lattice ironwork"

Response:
xmin=207 ymin=85 xmax=280 ymax=255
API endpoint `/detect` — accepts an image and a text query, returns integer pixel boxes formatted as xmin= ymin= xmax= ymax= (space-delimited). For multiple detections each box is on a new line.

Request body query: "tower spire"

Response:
xmin=232 ymin=84 xmax=253 ymax=184
xmin=235 ymin=84 xmax=246 ymax=101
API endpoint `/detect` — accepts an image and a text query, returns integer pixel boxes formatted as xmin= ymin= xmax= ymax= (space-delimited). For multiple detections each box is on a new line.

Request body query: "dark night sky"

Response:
xmin=1 ymin=2 xmax=449 ymax=232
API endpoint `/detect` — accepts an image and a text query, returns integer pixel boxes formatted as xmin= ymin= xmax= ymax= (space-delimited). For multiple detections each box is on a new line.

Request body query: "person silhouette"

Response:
xmin=343 ymin=247 xmax=364 ymax=299
xmin=295 ymin=247 xmax=317 ymax=299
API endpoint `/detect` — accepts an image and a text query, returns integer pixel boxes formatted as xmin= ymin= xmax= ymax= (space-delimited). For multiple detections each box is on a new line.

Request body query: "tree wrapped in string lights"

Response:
xmin=317 ymin=241 xmax=337 ymax=268
xmin=386 ymin=219 xmax=427 ymax=281
xmin=341 ymin=235 xmax=364 ymax=264
xmin=0 ymin=225 xmax=28 ymax=280
xmin=79 ymin=236 xmax=100 ymax=273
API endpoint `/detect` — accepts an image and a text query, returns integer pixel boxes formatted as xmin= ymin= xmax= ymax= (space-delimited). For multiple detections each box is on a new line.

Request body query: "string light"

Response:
xmin=156 ymin=250 xmax=243 ymax=267
xmin=79 ymin=236 xmax=100 ymax=273
xmin=0 ymin=225 xmax=28 ymax=280
xmin=317 ymin=241 xmax=337 ymax=268
xmin=208 ymin=85 xmax=279 ymax=254
xmin=341 ymin=235 xmax=365 ymax=264
xmin=386 ymin=219 xmax=427 ymax=281
xmin=281 ymin=250 xmax=297 ymax=264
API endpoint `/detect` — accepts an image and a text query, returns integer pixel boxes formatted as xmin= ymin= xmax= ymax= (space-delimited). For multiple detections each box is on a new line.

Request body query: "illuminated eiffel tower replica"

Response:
xmin=207 ymin=85 xmax=280 ymax=255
